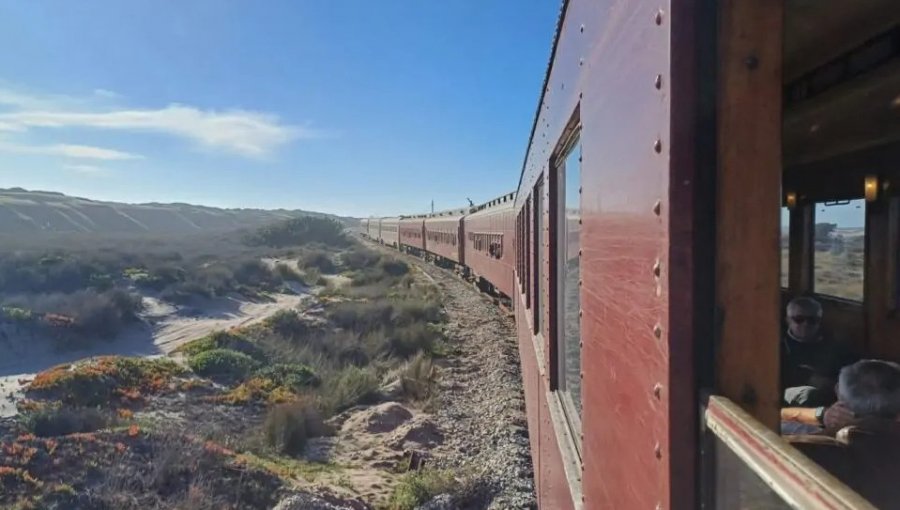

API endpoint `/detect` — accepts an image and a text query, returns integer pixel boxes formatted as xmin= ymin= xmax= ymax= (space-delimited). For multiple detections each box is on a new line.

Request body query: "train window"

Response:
xmin=534 ymin=181 xmax=543 ymax=334
xmin=556 ymin=137 xmax=582 ymax=421
xmin=813 ymin=199 xmax=865 ymax=301
xmin=781 ymin=207 xmax=789 ymax=289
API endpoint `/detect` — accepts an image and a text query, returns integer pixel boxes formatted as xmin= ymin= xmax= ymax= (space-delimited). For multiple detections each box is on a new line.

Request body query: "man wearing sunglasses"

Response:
xmin=782 ymin=296 xmax=856 ymax=408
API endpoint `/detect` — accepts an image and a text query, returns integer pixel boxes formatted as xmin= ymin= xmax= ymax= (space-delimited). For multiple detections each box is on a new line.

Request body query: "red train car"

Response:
xmin=360 ymin=218 xmax=369 ymax=238
xmin=423 ymin=208 xmax=466 ymax=266
xmin=398 ymin=216 xmax=426 ymax=254
xmin=378 ymin=217 xmax=399 ymax=247
xmin=366 ymin=217 xmax=380 ymax=239
xmin=512 ymin=0 xmax=895 ymax=508
xmin=462 ymin=192 xmax=515 ymax=298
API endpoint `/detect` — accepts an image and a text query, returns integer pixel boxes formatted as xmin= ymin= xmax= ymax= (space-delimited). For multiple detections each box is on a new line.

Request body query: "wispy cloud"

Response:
xmin=0 ymin=142 xmax=142 ymax=160
xmin=92 ymin=88 xmax=120 ymax=99
xmin=64 ymin=163 xmax=109 ymax=176
xmin=0 ymin=85 xmax=317 ymax=158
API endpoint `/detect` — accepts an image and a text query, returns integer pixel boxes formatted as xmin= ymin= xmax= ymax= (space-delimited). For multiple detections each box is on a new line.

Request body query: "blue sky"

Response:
xmin=0 ymin=1 xmax=559 ymax=217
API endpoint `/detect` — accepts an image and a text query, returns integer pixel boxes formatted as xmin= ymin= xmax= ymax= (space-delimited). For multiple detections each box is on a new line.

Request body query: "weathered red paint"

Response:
xmin=512 ymin=0 xmax=700 ymax=508
xmin=423 ymin=211 xmax=465 ymax=264
xmin=463 ymin=197 xmax=516 ymax=297
xmin=378 ymin=217 xmax=400 ymax=247
xmin=398 ymin=217 xmax=426 ymax=252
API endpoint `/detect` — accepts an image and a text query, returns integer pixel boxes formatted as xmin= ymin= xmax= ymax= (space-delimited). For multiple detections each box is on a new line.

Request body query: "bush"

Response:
xmin=341 ymin=246 xmax=382 ymax=271
xmin=263 ymin=310 xmax=312 ymax=339
xmin=397 ymin=353 xmax=437 ymax=401
xmin=28 ymin=356 xmax=185 ymax=406
xmin=245 ymin=217 xmax=348 ymax=248
xmin=300 ymin=250 xmax=337 ymax=274
xmin=327 ymin=301 xmax=394 ymax=332
xmin=262 ymin=400 xmax=330 ymax=456
xmin=321 ymin=366 xmax=379 ymax=415
xmin=387 ymin=470 xmax=460 ymax=510
xmin=19 ymin=404 xmax=115 ymax=437
xmin=389 ymin=323 xmax=443 ymax=357
xmin=178 ymin=330 xmax=267 ymax=361
xmin=187 ymin=349 xmax=261 ymax=381
xmin=255 ymin=363 xmax=320 ymax=390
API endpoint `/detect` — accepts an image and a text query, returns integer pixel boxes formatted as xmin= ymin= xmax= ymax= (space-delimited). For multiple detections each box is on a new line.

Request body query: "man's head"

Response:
xmin=838 ymin=359 xmax=900 ymax=418
xmin=786 ymin=296 xmax=823 ymax=342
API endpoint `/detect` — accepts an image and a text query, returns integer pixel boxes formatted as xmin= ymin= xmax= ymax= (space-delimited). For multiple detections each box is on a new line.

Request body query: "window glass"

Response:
xmin=781 ymin=207 xmax=790 ymax=288
xmin=559 ymin=139 xmax=582 ymax=420
xmin=814 ymin=199 xmax=865 ymax=301
xmin=534 ymin=182 xmax=543 ymax=333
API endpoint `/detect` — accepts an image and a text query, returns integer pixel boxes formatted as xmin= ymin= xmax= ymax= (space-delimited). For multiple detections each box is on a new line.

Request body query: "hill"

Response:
xmin=0 ymin=188 xmax=355 ymax=234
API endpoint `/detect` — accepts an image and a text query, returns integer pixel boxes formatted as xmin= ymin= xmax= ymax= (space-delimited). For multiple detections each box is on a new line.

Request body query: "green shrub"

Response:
xmin=300 ymin=250 xmax=337 ymax=274
xmin=263 ymin=400 xmax=331 ymax=456
xmin=321 ymin=366 xmax=379 ymax=415
xmin=255 ymin=363 xmax=320 ymax=390
xmin=28 ymin=356 xmax=185 ymax=406
xmin=20 ymin=404 xmax=116 ymax=437
xmin=263 ymin=310 xmax=312 ymax=339
xmin=341 ymin=246 xmax=381 ymax=271
xmin=389 ymin=323 xmax=443 ymax=358
xmin=178 ymin=330 xmax=266 ymax=361
xmin=387 ymin=470 xmax=460 ymax=510
xmin=326 ymin=301 xmax=393 ymax=331
xmin=398 ymin=352 xmax=437 ymax=401
xmin=188 ymin=349 xmax=261 ymax=381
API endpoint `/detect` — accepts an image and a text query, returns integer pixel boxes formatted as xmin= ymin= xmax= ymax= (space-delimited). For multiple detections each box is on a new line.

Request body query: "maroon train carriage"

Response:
xmin=462 ymin=192 xmax=516 ymax=298
xmin=423 ymin=208 xmax=466 ymax=267
xmin=360 ymin=218 xmax=369 ymax=238
xmin=366 ymin=217 xmax=380 ymax=239
xmin=378 ymin=217 xmax=400 ymax=247
xmin=398 ymin=215 xmax=426 ymax=254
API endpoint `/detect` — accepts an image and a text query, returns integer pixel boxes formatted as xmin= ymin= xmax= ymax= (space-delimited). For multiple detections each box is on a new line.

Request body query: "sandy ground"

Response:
xmin=0 ymin=291 xmax=308 ymax=417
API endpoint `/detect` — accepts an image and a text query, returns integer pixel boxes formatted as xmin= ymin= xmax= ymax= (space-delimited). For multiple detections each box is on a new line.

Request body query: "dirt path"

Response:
xmin=370 ymin=243 xmax=537 ymax=509
xmin=0 ymin=291 xmax=308 ymax=417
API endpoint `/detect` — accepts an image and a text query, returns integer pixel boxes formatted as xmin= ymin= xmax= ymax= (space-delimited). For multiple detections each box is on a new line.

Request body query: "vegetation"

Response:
xmin=27 ymin=356 xmax=185 ymax=407
xmin=0 ymin=215 xmax=349 ymax=345
xmin=262 ymin=400 xmax=331 ymax=456
xmin=244 ymin=216 xmax=348 ymax=248
xmin=187 ymin=349 xmax=262 ymax=382
xmin=386 ymin=470 xmax=461 ymax=510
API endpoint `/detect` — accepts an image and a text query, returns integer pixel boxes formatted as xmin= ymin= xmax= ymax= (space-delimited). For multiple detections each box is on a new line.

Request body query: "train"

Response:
xmin=365 ymin=0 xmax=900 ymax=508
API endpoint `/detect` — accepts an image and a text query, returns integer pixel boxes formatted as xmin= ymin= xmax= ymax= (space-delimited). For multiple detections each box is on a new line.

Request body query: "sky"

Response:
xmin=0 ymin=1 xmax=560 ymax=217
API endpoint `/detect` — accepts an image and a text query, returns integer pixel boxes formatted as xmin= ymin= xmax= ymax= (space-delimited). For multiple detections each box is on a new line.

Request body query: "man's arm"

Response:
xmin=781 ymin=406 xmax=823 ymax=426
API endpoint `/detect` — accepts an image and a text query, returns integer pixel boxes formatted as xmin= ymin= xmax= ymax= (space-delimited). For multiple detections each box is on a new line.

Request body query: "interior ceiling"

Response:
xmin=784 ymin=1 xmax=900 ymax=168
xmin=785 ymin=0 xmax=899 ymax=80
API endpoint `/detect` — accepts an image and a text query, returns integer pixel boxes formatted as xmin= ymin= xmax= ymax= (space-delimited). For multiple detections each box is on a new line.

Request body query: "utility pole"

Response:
xmin=430 ymin=200 xmax=434 ymax=214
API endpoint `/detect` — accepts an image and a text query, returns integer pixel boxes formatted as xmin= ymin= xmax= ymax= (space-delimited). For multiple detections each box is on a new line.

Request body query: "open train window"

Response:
xmin=813 ymin=199 xmax=865 ymax=301
xmin=555 ymin=135 xmax=582 ymax=426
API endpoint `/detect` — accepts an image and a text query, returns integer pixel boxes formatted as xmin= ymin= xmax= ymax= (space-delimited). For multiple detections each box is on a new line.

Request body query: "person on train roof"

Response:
xmin=781 ymin=296 xmax=856 ymax=408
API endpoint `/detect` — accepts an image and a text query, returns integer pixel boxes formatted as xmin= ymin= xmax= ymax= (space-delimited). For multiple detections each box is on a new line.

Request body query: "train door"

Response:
xmin=702 ymin=0 xmax=900 ymax=508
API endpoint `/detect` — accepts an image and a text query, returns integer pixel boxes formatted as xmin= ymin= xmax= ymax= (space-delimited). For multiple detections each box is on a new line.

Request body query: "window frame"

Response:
xmin=552 ymin=124 xmax=583 ymax=447
xmin=810 ymin=198 xmax=867 ymax=303
xmin=533 ymin=179 xmax=544 ymax=335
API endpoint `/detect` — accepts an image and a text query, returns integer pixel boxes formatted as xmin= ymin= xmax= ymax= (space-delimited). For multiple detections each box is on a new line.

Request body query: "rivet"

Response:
xmin=745 ymin=55 xmax=759 ymax=69
xmin=578 ymin=249 xmax=583 ymax=256
xmin=579 ymin=279 xmax=583 ymax=287
xmin=655 ymin=74 xmax=663 ymax=90
xmin=579 ymin=57 xmax=584 ymax=66
xmin=655 ymin=442 xmax=662 ymax=458
xmin=654 ymin=139 xmax=662 ymax=153
xmin=579 ymin=309 xmax=583 ymax=317
xmin=578 ymin=92 xmax=583 ymax=99
xmin=580 ymin=24 xmax=585 ymax=33
xmin=655 ymin=9 xmax=663 ymax=25
xmin=653 ymin=383 xmax=662 ymax=398
xmin=653 ymin=324 xmax=662 ymax=339
xmin=653 ymin=200 xmax=662 ymax=216
xmin=653 ymin=260 xmax=661 ymax=277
